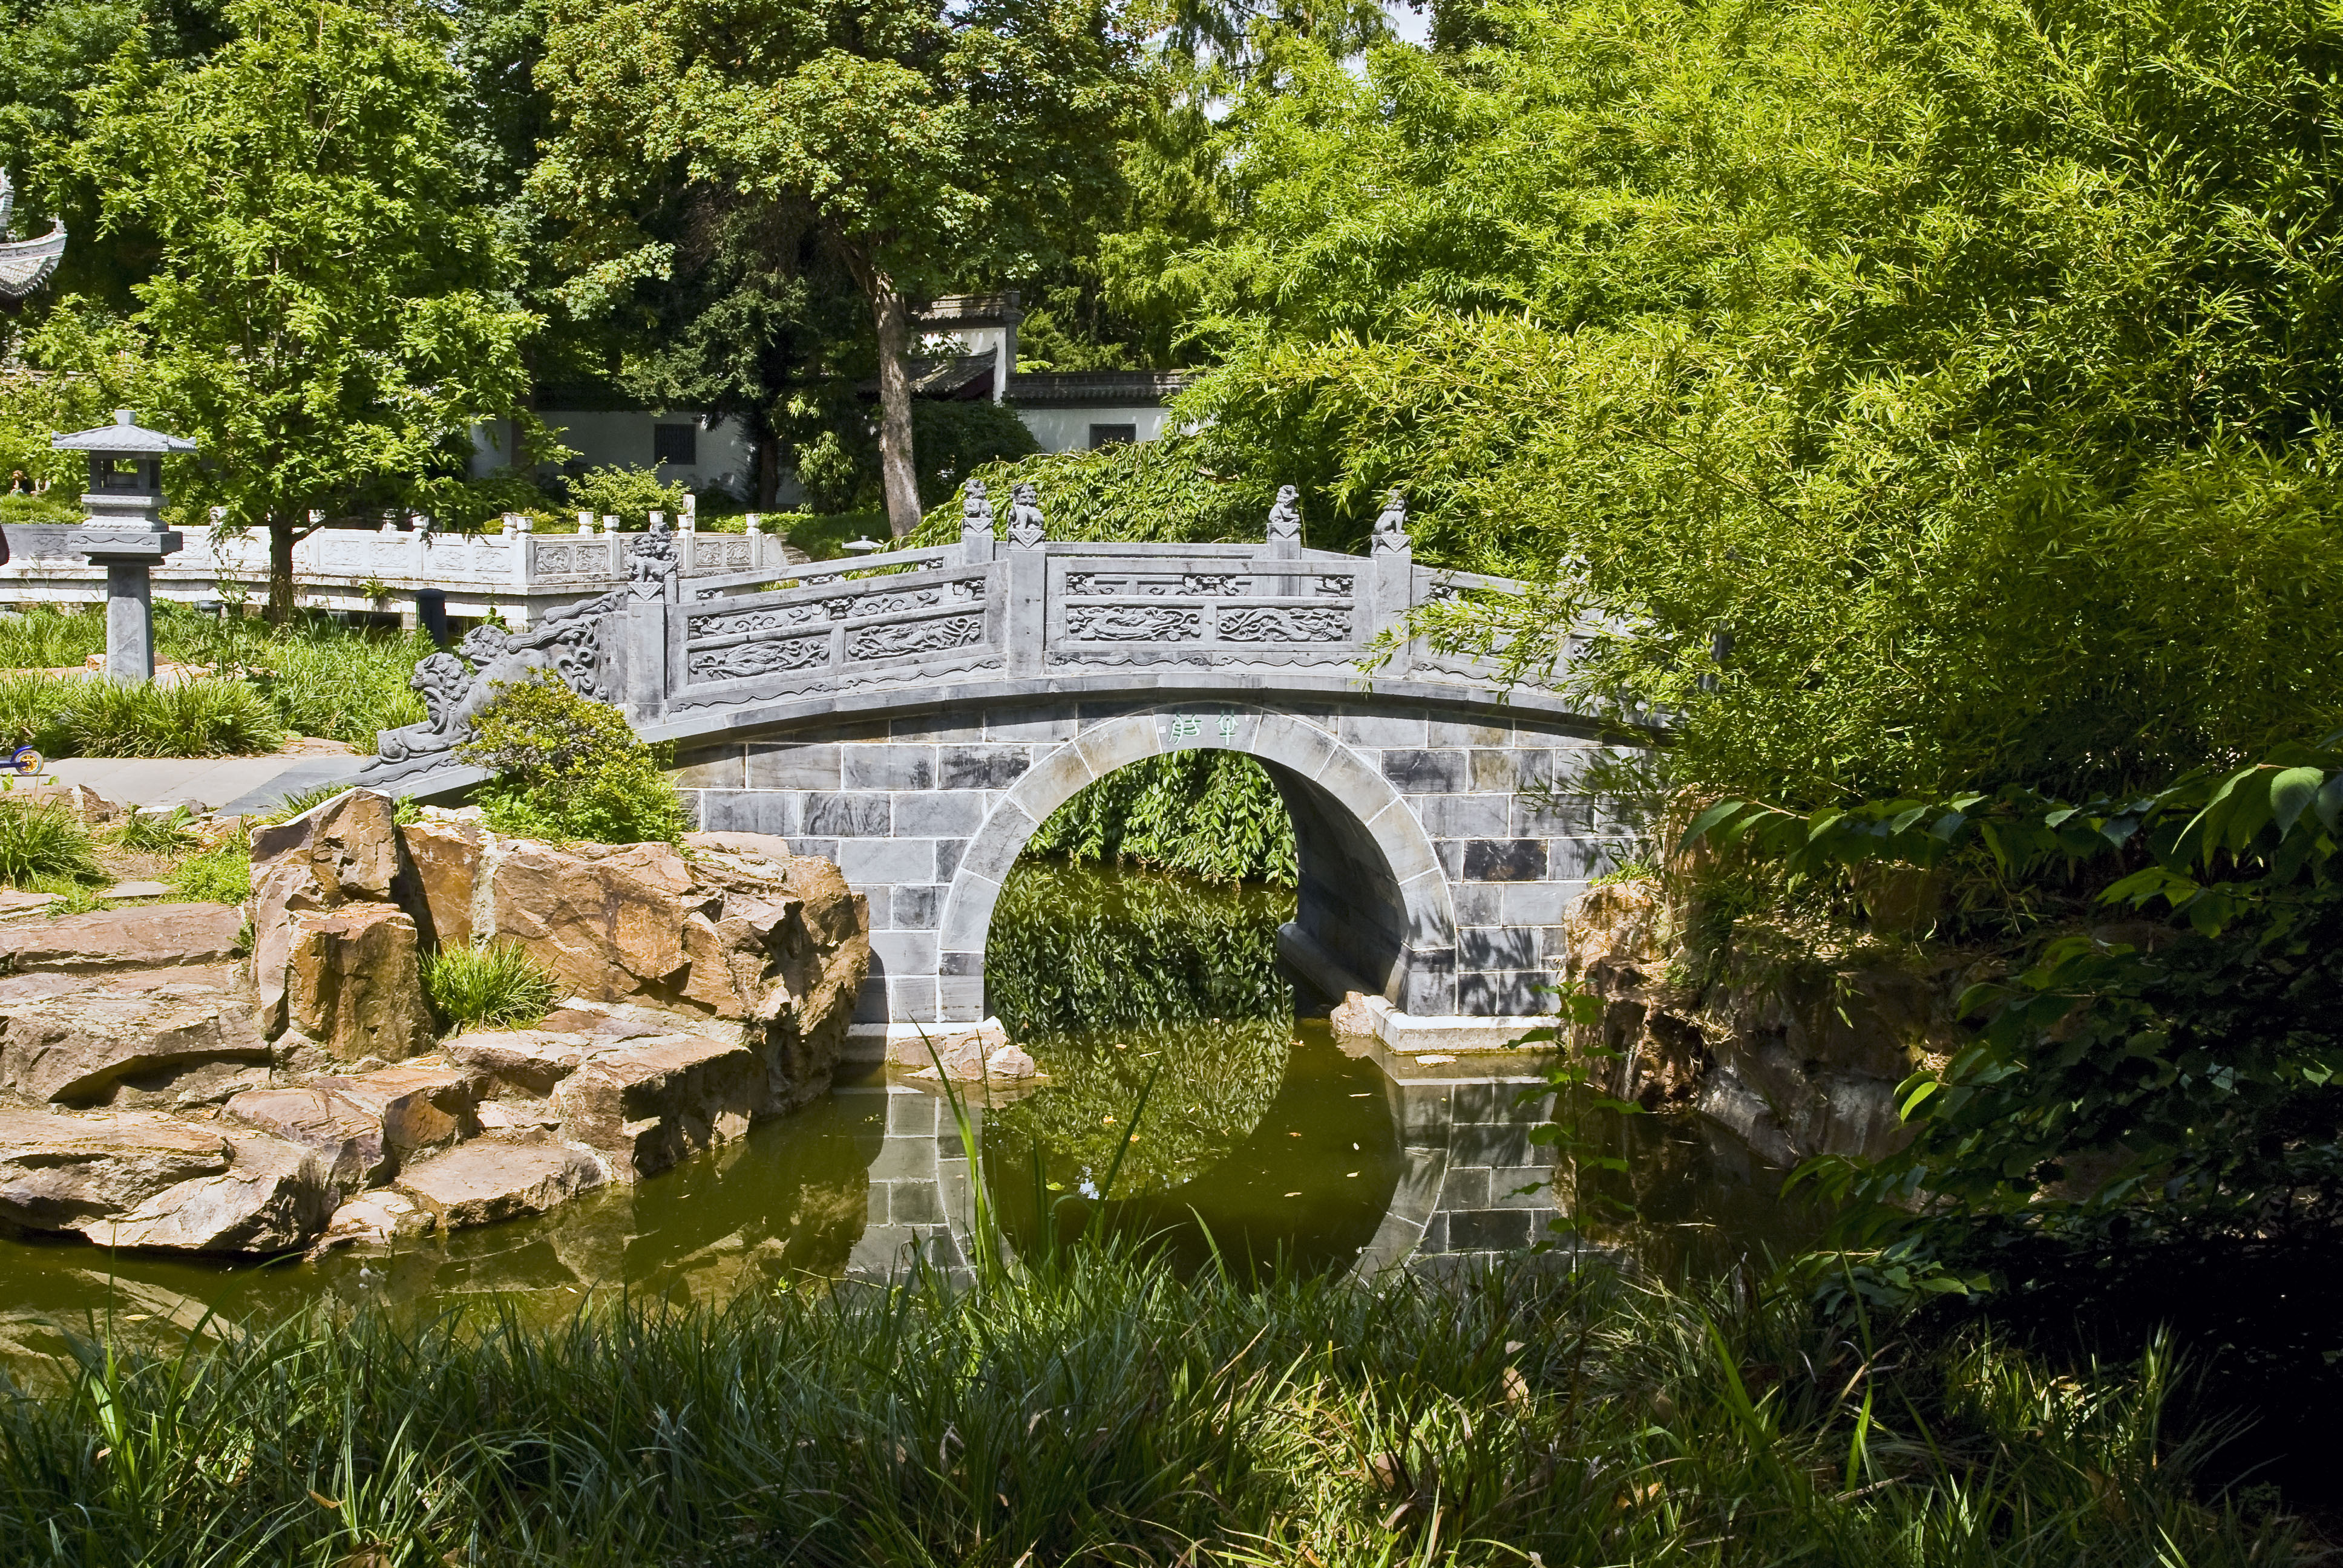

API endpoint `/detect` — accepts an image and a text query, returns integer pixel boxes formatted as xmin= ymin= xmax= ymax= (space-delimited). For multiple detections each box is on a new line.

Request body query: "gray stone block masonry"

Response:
xmin=345 ymin=482 xmax=1650 ymax=1050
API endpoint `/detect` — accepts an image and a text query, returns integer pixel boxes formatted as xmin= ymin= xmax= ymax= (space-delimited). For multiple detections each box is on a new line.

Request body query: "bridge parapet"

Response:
xmin=616 ymin=481 xmax=1516 ymax=728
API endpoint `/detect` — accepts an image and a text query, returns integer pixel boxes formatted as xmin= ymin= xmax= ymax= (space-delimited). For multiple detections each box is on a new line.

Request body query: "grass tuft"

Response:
xmin=110 ymin=804 xmax=198 ymax=855
xmin=54 ymin=678 xmax=286 ymax=758
xmin=422 ymin=938 xmax=562 ymax=1030
xmin=0 ymin=800 xmax=102 ymax=888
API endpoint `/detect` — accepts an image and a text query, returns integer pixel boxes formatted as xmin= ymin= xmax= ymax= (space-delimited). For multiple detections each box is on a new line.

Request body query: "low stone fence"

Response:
xmin=0 ymin=519 xmax=802 ymax=627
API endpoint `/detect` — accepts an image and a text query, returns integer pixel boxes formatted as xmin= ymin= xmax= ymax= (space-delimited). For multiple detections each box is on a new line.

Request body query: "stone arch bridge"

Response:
xmin=357 ymin=492 xmax=1645 ymax=1046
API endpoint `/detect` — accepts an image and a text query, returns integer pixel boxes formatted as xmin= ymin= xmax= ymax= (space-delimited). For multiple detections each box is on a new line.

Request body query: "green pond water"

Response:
xmin=0 ymin=861 xmax=1821 ymax=1368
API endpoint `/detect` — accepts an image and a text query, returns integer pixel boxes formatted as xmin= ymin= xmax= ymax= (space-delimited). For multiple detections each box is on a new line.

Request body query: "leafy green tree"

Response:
xmin=533 ymin=0 xmax=1144 ymax=537
xmin=42 ymin=0 xmax=539 ymax=619
xmin=0 ymin=0 xmax=230 ymax=319
xmin=1145 ymin=0 xmax=2343 ymax=805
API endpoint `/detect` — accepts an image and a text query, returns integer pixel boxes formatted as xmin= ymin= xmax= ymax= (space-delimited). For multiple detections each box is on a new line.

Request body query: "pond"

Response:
xmin=0 ymin=861 xmax=1822 ymax=1371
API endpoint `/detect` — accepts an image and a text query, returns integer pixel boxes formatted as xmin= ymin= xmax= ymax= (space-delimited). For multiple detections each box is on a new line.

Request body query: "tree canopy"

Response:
xmin=29 ymin=0 xmax=540 ymax=616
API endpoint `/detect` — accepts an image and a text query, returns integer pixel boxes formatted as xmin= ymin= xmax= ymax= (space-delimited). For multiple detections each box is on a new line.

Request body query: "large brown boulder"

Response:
xmin=0 ymin=1109 xmax=228 ymax=1232
xmin=93 ymin=1131 xmax=331 ymax=1253
xmin=0 ymin=1111 xmax=329 ymax=1252
xmin=281 ymin=903 xmax=434 ymax=1064
xmin=309 ymin=1062 xmax=478 ymax=1164
xmin=223 ymin=1085 xmax=390 ymax=1195
xmin=398 ymin=815 xmax=489 ymax=948
xmin=488 ymin=839 xmax=696 ymax=1001
xmin=552 ymin=1031 xmax=761 ymax=1177
xmin=0 ymin=965 xmax=269 ymax=1109
xmin=393 ymin=1142 xmax=606 ymax=1229
xmin=442 ymin=1027 xmax=590 ymax=1097
xmin=0 ymin=904 xmax=245 ymax=974
xmin=248 ymin=788 xmax=399 ymax=903
xmin=249 ymin=789 xmax=404 ymax=1038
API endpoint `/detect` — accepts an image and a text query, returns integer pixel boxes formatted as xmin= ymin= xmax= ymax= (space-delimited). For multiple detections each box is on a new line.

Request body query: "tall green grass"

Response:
xmin=0 ymin=798 xmax=101 ymax=887
xmin=0 ymin=1256 xmax=2298 ymax=1566
xmin=422 ymin=938 xmax=563 ymax=1029
xmin=0 ymin=606 xmax=428 ymax=750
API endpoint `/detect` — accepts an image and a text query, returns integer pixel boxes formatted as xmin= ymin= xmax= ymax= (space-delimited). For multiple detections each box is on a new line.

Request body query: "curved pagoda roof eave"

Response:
xmin=52 ymin=409 xmax=196 ymax=455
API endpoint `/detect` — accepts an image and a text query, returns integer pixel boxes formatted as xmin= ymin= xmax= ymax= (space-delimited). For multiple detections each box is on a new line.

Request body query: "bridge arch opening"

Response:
xmin=938 ymin=706 xmax=1458 ymax=1021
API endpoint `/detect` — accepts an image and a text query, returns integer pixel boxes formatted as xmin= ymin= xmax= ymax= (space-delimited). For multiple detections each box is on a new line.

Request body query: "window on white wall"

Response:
xmin=654 ymin=423 xmax=698 ymax=466
xmin=1088 ymin=423 xmax=1138 ymax=449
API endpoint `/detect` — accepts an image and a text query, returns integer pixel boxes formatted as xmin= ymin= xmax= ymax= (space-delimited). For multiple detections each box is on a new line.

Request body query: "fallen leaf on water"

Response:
xmin=1346 ymin=1171 xmax=1359 ymax=1177
xmin=1283 ymin=1191 xmax=1302 ymax=1198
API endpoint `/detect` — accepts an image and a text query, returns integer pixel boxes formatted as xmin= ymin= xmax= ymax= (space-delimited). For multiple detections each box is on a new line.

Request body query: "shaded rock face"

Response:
xmin=0 ymin=965 xmax=268 ymax=1109
xmin=1562 ymin=880 xmax=1966 ymax=1165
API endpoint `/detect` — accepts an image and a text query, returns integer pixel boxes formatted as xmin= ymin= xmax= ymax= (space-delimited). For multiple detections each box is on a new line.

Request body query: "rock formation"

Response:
xmin=0 ymin=788 xmax=868 ymax=1259
xmin=1561 ymin=878 xmax=1970 ymax=1165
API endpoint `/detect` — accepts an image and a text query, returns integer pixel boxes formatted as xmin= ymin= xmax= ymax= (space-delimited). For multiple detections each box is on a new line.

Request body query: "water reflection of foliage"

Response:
xmin=985 ymin=861 xmax=1297 ymax=1196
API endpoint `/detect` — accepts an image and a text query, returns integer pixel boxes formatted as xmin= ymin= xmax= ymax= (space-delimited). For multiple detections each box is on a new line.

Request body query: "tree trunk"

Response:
xmin=267 ymin=512 xmax=298 ymax=625
xmin=755 ymin=407 xmax=781 ymax=508
xmin=870 ymin=282 xmax=922 ymax=537
xmin=837 ymin=240 xmax=922 ymax=538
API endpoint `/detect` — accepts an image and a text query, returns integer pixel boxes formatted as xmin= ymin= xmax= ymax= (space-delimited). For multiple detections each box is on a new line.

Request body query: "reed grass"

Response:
xmin=0 ymin=1253 xmax=2299 ymax=1567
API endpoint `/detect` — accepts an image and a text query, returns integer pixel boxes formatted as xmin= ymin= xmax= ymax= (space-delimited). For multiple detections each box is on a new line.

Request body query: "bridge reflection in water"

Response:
xmin=839 ymin=1042 xmax=1562 ymax=1289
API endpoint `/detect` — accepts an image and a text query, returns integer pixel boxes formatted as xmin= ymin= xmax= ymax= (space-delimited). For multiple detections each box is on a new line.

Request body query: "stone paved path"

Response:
xmin=42 ymin=754 xmax=358 ymax=815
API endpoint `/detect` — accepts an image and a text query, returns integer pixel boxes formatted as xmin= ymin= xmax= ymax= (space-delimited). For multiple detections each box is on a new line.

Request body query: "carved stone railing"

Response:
xmin=355 ymin=483 xmax=1530 ymax=782
xmin=0 ymin=519 xmax=796 ymax=626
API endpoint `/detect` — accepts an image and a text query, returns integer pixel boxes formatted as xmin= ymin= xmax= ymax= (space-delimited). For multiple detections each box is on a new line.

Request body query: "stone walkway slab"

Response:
xmin=41 ymin=755 xmax=359 ymax=816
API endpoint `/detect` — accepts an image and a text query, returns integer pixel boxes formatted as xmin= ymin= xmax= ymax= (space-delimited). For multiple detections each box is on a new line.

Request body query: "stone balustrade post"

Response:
xmin=1002 ymin=482 xmax=1044 ymax=678
xmin=1371 ymin=489 xmax=1415 ymax=678
xmin=624 ymin=596 xmax=669 ymax=725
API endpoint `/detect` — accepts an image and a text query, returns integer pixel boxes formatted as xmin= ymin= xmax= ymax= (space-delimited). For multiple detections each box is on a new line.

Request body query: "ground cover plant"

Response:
xmin=0 ymin=1250 xmax=2305 ymax=1566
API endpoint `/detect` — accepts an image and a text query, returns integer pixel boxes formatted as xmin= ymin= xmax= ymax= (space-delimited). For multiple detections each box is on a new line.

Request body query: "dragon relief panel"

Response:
xmin=1065 ymin=572 xmax=1250 ymax=598
xmin=1217 ymin=606 xmax=1353 ymax=643
xmin=848 ymin=613 xmax=985 ymax=660
xmin=1064 ymin=603 xmax=1204 ymax=641
xmin=688 ymin=633 xmax=830 ymax=682
xmin=689 ymin=603 xmax=824 ymax=639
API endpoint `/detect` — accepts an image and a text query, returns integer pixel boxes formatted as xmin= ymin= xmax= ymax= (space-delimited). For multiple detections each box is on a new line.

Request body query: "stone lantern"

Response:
xmin=51 ymin=410 xmax=193 ymax=682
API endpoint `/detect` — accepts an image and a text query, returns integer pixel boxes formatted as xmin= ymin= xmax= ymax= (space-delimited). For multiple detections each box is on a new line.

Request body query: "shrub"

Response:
xmin=793 ymin=430 xmax=860 ymax=514
xmin=422 ymin=938 xmax=562 ymax=1029
xmin=0 ymin=800 xmax=102 ymax=887
xmin=52 ymin=678 xmax=286 ymax=757
xmin=0 ymin=491 xmax=82 ymax=526
xmin=563 ymin=463 xmax=690 ymax=527
xmin=459 ymin=674 xmax=689 ymax=844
